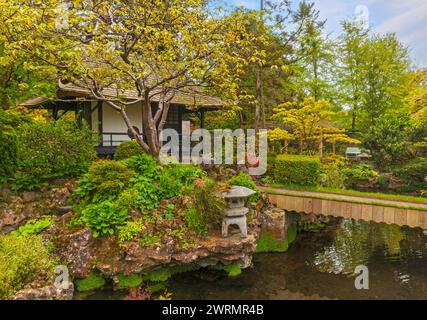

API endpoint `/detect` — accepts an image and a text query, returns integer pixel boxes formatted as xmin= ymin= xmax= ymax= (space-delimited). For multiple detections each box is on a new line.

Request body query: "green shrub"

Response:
xmin=0 ymin=109 xmax=32 ymax=183
xmin=342 ymin=163 xmax=378 ymax=188
xmin=393 ymin=158 xmax=427 ymax=183
xmin=87 ymin=160 xmax=136 ymax=196
xmin=0 ymin=234 xmax=57 ymax=299
xmin=114 ymin=140 xmax=145 ymax=161
xmin=227 ymin=172 xmax=260 ymax=202
xmin=117 ymin=274 xmax=143 ymax=289
xmin=75 ymin=273 xmax=106 ymax=292
xmin=184 ymin=208 xmax=208 ymax=237
xmin=158 ymin=175 xmax=182 ymax=200
xmin=321 ymin=155 xmax=347 ymax=188
xmin=74 ymin=201 xmax=129 ymax=238
xmin=122 ymin=154 xmax=162 ymax=180
xmin=0 ymin=130 xmax=17 ymax=183
xmin=12 ymin=120 xmax=97 ymax=191
xmin=12 ymin=217 xmax=54 ymax=236
xmin=273 ymin=155 xmax=321 ymax=186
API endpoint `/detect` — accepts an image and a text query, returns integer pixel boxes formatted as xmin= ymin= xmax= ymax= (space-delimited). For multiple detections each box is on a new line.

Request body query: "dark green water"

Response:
xmin=82 ymin=218 xmax=427 ymax=300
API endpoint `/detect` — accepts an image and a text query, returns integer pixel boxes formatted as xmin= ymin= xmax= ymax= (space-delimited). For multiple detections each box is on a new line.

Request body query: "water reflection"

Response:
xmin=85 ymin=216 xmax=427 ymax=300
xmin=168 ymin=217 xmax=427 ymax=300
xmin=313 ymin=219 xmax=406 ymax=275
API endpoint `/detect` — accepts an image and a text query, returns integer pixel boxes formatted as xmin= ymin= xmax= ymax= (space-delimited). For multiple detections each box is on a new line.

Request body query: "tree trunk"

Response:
xmin=142 ymin=92 xmax=160 ymax=156
xmin=255 ymin=68 xmax=262 ymax=131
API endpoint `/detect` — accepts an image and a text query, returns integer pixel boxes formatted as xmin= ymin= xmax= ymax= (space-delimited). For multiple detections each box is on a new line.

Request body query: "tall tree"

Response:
xmin=361 ymin=34 xmax=410 ymax=128
xmin=292 ymin=4 xmax=336 ymax=102
xmin=0 ymin=3 xmax=54 ymax=109
xmin=3 ymin=0 xmax=262 ymax=156
xmin=337 ymin=20 xmax=369 ymax=132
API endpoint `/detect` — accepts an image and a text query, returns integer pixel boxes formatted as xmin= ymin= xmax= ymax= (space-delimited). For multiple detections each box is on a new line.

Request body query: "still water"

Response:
xmin=85 ymin=217 xmax=427 ymax=300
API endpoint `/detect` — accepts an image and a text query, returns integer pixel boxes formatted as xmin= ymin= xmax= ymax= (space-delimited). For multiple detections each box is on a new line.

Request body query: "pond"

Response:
xmin=82 ymin=217 xmax=427 ymax=300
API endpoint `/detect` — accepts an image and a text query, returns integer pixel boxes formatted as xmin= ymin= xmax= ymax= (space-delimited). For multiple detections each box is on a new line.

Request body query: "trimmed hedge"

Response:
xmin=273 ymin=154 xmax=321 ymax=186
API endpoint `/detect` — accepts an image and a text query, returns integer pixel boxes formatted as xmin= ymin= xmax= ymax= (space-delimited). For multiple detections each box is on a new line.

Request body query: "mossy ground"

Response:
xmin=117 ymin=274 xmax=143 ymax=289
xmin=256 ymin=224 xmax=298 ymax=253
xmin=75 ymin=273 xmax=106 ymax=292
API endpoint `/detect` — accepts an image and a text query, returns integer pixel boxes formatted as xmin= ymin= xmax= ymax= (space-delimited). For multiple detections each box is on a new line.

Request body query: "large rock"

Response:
xmin=52 ymin=219 xmax=261 ymax=279
xmin=13 ymin=283 xmax=74 ymax=300
xmin=0 ymin=180 xmax=76 ymax=233
xmin=54 ymin=226 xmax=95 ymax=278
xmin=259 ymin=208 xmax=286 ymax=241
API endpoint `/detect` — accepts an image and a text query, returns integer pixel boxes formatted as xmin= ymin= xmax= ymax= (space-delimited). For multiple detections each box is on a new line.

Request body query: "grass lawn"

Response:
xmin=267 ymin=183 xmax=427 ymax=205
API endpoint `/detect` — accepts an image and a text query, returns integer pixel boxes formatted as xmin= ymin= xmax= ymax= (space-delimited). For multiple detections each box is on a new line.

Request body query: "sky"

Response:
xmin=221 ymin=0 xmax=427 ymax=68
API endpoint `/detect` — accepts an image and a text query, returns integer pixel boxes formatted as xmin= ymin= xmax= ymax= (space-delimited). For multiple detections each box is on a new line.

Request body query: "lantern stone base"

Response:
xmin=222 ymin=215 xmax=248 ymax=238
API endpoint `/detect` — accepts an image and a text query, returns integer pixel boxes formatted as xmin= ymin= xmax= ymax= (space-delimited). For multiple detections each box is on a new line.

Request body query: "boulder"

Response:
xmin=13 ymin=283 xmax=74 ymax=300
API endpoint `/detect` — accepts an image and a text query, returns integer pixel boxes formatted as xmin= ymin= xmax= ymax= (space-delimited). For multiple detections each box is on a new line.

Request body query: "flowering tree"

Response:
xmin=2 ymin=0 xmax=263 ymax=156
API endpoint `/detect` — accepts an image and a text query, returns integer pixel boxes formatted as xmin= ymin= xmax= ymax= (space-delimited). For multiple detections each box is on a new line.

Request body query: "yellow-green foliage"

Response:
xmin=88 ymin=160 xmax=136 ymax=195
xmin=0 ymin=234 xmax=57 ymax=299
xmin=12 ymin=217 xmax=54 ymax=236
xmin=117 ymin=219 xmax=146 ymax=242
xmin=274 ymin=155 xmax=321 ymax=186
xmin=114 ymin=141 xmax=145 ymax=161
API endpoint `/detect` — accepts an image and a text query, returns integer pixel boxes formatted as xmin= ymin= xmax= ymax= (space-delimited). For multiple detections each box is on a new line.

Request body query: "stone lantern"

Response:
xmin=219 ymin=186 xmax=256 ymax=238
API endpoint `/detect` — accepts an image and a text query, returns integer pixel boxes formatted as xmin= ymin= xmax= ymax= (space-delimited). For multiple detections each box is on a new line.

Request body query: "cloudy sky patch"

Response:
xmin=223 ymin=0 xmax=427 ymax=67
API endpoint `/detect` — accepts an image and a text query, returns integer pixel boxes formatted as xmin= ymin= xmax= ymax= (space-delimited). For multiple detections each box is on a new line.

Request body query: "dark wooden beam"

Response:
xmin=98 ymin=101 xmax=103 ymax=147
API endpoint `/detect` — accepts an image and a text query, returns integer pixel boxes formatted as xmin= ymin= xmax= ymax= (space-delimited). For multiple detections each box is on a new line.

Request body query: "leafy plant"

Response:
xmin=122 ymin=154 xmax=162 ymax=181
xmin=228 ymin=172 xmax=260 ymax=202
xmin=165 ymin=164 xmax=205 ymax=187
xmin=163 ymin=204 xmax=175 ymax=220
xmin=114 ymin=140 xmax=146 ymax=161
xmin=74 ymin=201 xmax=129 ymax=238
xmin=12 ymin=217 xmax=54 ymax=236
xmin=140 ymin=233 xmax=162 ymax=248
xmin=158 ymin=175 xmax=182 ymax=200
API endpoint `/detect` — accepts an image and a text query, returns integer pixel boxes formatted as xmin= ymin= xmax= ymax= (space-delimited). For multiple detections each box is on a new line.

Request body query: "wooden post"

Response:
xmin=98 ymin=101 xmax=103 ymax=147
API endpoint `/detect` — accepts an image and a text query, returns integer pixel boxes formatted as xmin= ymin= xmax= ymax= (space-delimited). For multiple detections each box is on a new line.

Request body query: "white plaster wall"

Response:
xmin=93 ymin=102 xmax=143 ymax=146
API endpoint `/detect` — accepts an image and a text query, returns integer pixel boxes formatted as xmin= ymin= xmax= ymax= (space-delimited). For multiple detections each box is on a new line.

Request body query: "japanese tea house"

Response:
xmin=19 ymin=82 xmax=223 ymax=156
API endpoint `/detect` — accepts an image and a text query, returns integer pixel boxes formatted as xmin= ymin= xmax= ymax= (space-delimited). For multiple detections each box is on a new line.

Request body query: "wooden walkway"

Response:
xmin=260 ymin=186 xmax=427 ymax=229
